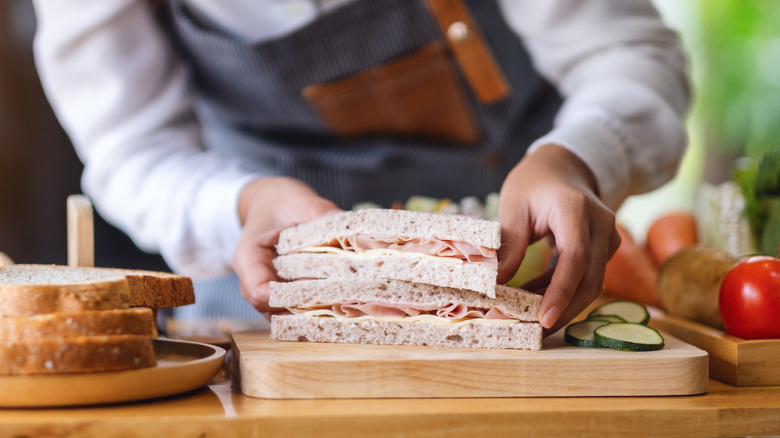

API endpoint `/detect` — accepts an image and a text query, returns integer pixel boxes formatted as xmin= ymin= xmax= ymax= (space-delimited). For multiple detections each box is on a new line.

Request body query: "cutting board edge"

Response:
xmin=233 ymin=330 xmax=709 ymax=399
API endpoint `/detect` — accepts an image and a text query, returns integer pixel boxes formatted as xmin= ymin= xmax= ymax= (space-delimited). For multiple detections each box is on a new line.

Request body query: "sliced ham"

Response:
xmin=335 ymin=302 xmax=421 ymax=318
xmin=436 ymin=303 xmax=487 ymax=320
xmin=330 ymin=234 xmax=497 ymax=267
xmin=293 ymin=301 xmax=517 ymax=322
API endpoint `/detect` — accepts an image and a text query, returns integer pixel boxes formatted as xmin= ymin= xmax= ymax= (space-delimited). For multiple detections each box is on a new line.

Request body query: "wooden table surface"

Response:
xmin=2 ymin=364 xmax=780 ymax=438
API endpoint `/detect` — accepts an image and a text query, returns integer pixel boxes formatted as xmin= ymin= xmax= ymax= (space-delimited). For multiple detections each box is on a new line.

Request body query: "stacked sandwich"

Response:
xmin=0 ymin=264 xmax=194 ymax=375
xmin=270 ymin=208 xmax=543 ymax=350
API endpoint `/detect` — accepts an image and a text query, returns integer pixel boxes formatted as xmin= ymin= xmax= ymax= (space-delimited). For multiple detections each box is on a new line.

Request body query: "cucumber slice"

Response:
xmin=564 ymin=320 xmax=610 ymax=348
xmin=594 ymin=323 xmax=665 ymax=351
xmin=587 ymin=314 xmax=626 ymax=323
xmin=588 ymin=300 xmax=650 ymax=325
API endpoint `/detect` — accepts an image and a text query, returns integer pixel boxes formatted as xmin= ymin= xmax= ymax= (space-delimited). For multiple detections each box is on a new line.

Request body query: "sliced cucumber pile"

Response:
xmin=564 ymin=320 xmax=609 ymax=348
xmin=587 ymin=300 xmax=650 ymax=325
xmin=564 ymin=300 xmax=664 ymax=351
xmin=594 ymin=323 xmax=665 ymax=351
xmin=586 ymin=314 xmax=626 ymax=323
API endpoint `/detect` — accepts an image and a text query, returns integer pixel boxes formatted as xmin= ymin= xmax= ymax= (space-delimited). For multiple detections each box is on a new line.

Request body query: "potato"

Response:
xmin=657 ymin=245 xmax=735 ymax=329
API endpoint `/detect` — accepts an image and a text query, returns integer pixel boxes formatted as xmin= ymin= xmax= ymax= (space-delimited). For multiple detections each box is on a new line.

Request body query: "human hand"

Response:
xmin=497 ymin=145 xmax=621 ymax=333
xmin=233 ymin=177 xmax=340 ymax=318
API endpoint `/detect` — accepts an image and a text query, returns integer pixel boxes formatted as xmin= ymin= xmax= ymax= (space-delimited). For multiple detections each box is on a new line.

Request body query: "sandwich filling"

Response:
xmin=288 ymin=301 xmax=522 ymax=327
xmin=295 ymin=235 xmax=497 ymax=267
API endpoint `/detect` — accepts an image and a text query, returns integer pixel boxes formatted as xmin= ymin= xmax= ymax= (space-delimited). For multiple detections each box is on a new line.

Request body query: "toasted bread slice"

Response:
xmin=0 ymin=265 xmax=194 ymax=317
xmin=0 ymin=308 xmax=157 ymax=341
xmin=0 ymin=335 xmax=157 ymax=375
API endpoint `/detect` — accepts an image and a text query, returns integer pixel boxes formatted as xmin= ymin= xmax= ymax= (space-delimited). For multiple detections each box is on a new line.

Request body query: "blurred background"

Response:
xmin=0 ymin=0 xmax=778 ymax=267
xmin=0 ymin=0 xmax=168 ymax=269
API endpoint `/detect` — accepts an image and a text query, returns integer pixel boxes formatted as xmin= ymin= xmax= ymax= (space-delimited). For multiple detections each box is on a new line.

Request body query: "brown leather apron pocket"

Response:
xmin=302 ymin=42 xmax=480 ymax=146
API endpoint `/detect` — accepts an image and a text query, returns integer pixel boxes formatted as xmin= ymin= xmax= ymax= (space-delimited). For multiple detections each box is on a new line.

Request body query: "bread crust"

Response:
xmin=0 ymin=335 xmax=157 ymax=375
xmin=0 ymin=279 xmax=130 ymax=317
xmin=0 ymin=308 xmax=157 ymax=341
xmin=276 ymin=209 xmax=501 ymax=254
xmin=0 ymin=265 xmax=194 ymax=316
xmin=271 ymin=314 xmax=542 ymax=350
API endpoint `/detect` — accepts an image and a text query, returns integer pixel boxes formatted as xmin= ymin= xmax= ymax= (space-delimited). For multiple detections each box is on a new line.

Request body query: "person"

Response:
xmin=30 ymin=0 xmax=689 ymax=333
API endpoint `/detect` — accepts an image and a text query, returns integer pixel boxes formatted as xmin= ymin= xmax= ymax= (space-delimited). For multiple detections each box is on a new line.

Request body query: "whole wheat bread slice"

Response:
xmin=0 ymin=264 xmax=194 ymax=317
xmin=270 ymin=279 xmax=541 ymax=322
xmin=0 ymin=308 xmax=157 ymax=341
xmin=274 ymin=252 xmax=498 ymax=297
xmin=276 ymin=209 xmax=501 ymax=255
xmin=0 ymin=335 xmax=157 ymax=375
xmin=271 ymin=314 xmax=542 ymax=350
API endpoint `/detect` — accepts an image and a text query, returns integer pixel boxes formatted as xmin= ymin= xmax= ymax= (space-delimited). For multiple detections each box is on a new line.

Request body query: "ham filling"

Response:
xmin=291 ymin=302 xmax=516 ymax=321
xmin=312 ymin=234 xmax=497 ymax=267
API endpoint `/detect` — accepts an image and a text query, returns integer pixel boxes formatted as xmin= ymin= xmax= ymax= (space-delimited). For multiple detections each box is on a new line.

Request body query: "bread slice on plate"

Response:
xmin=274 ymin=209 xmax=501 ymax=297
xmin=0 ymin=308 xmax=157 ymax=341
xmin=0 ymin=264 xmax=194 ymax=317
xmin=0 ymin=264 xmax=194 ymax=375
xmin=0 ymin=335 xmax=157 ymax=375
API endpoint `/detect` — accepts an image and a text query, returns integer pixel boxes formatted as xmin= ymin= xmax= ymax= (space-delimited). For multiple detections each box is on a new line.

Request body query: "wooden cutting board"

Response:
xmin=233 ymin=328 xmax=708 ymax=399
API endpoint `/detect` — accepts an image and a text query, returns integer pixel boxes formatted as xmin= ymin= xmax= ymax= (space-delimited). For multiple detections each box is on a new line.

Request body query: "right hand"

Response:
xmin=497 ymin=145 xmax=621 ymax=334
xmin=233 ymin=177 xmax=340 ymax=317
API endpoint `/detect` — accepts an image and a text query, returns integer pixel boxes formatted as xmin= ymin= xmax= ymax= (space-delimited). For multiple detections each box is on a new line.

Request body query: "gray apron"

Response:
xmin=160 ymin=0 xmax=561 ymax=209
xmin=156 ymin=0 xmax=561 ymax=321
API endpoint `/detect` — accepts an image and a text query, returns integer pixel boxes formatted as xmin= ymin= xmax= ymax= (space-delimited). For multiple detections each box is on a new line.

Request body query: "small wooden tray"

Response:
xmin=233 ymin=328 xmax=708 ymax=399
xmin=649 ymin=308 xmax=780 ymax=386
xmin=0 ymin=338 xmax=226 ymax=407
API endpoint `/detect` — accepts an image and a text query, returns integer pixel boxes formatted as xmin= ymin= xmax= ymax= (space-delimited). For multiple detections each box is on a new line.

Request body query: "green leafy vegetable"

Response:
xmin=735 ymin=150 xmax=780 ymax=257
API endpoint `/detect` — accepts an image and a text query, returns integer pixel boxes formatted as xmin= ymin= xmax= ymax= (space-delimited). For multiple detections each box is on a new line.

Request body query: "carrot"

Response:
xmin=645 ymin=211 xmax=698 ymax=268
xmin=603 ymin=224 xmax=664 ymax=309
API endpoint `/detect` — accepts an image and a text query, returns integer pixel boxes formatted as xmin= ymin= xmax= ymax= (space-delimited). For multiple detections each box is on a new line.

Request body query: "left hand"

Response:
xmin=497 ymin=144 xmax=621 ymax=334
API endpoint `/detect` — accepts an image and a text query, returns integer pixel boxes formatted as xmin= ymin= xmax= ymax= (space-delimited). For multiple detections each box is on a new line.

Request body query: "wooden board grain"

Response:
xmin=649 ymin=308 xmax=780 ymax=386
xmin=233 ymin=329 xmax=708 ymax=399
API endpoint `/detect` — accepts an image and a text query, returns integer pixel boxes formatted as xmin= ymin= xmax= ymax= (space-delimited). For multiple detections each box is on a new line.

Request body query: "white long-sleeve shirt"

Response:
xmin=31 ymin=0 xmax=689 ymax=278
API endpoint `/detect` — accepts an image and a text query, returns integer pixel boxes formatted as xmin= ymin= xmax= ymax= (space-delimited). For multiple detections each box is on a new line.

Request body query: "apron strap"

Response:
xmin=424 ymin=0 xmax=512 ymax=104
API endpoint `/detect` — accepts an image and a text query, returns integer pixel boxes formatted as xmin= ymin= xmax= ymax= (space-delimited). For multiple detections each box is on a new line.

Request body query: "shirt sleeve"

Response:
xmin=498 ymin=0 xmax=690 ymax=210
xmin=31 ymin=0 xmax=259 ymax=277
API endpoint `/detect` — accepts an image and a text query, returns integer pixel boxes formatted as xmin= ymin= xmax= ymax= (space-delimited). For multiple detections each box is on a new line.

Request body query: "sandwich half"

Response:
xmin=270 ymin=279 xmax=543 ymax=350
xmin=273 ymin=209 xmax=501 ymax=297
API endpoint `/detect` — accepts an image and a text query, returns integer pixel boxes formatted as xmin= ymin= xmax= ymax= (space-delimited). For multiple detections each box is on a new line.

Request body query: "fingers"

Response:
xmin=498 ymin=145 xmax=618 ymax=332
xmin=539 ymin=201 xmax=590 ymax=328
xmin=233 ymin=227 xmax=283 ymax=315
xmin=234 ymin=177 xmax=340 ymax=315
xmin=541 ymin=196 xmax=617 ymax=330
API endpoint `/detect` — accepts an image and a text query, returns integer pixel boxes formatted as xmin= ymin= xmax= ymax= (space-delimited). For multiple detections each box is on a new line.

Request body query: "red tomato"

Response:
xmin=719 ymin=256 xmax=780 ymax=339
